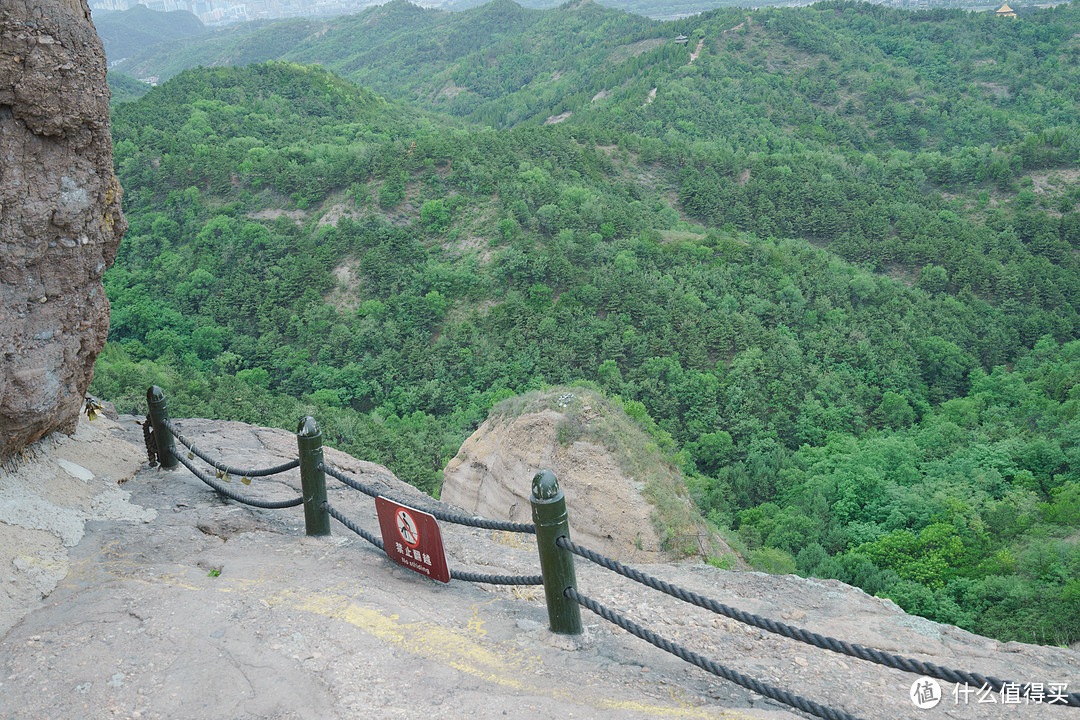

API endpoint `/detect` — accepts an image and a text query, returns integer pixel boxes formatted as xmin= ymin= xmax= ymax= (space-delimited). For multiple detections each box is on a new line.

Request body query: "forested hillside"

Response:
xmin=93 ymin=5 xmax=204 ymax=63
xmin=439 ymin=0 xmax=797 ymax=18
xmin=106 ymin=72 xmax=151 ymax=104
xmin=96 ymin=1 xmax=1080 ymax=647
xmin=110 ymin=1 xmax=1080 ymax=325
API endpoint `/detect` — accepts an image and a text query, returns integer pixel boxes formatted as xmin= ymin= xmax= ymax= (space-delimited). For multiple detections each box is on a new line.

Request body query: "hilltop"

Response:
xmin=442 ymin=386 xmax=739 ymax=564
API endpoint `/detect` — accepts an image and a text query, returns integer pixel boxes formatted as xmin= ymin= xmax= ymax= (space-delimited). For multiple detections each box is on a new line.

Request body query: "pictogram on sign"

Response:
xmin=395 ymin=507 xmax=420 ymax=547
xmin=375 ymin=496 xmax=450 ymax=583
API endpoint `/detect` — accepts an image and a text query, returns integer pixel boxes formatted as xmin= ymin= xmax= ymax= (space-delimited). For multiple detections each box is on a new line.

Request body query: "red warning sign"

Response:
xmin=375 ymin=496 xmax=450 ymax=583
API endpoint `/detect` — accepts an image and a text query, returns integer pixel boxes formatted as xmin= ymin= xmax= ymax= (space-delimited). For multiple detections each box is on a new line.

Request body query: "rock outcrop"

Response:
xmin=442 ymin=388 xmax=731 ymax=564
xmin=0 ymin=0 xmax=126 ymax=458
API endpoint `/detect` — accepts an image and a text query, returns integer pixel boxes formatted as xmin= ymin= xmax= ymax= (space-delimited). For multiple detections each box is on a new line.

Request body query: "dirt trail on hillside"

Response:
xmin=1 ymin=417 xmax=1077 ymax=720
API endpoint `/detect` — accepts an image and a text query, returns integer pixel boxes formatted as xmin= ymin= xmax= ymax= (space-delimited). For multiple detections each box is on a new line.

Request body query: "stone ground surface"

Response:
xmin=1 ymin=415 xmax=1078 ymax=720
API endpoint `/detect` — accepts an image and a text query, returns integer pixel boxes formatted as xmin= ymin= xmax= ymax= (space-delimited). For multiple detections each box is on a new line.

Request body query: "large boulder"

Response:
xmin=0 ymin=0 xmax=125 ymax=458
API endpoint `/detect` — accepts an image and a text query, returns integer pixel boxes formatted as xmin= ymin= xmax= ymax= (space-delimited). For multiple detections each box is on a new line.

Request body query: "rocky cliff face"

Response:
xmin=0 ymin=0 xmax=125 ymax=458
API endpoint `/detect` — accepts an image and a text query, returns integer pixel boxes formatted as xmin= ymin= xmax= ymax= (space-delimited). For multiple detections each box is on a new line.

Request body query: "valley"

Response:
xmin=95 ymin=0 xmax=1080 ymax=647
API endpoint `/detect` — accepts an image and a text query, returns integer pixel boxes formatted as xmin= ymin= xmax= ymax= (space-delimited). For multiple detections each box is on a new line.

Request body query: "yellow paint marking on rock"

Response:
xmin=278 ymin=589 xmax=736 ymax=719
xmin=14 ymin=555 xmax=67 ymax=572
xmin=56 ymin=544 xmax=747 ymax=718
xmin=278 ymin=589 xmax=521 ymax=676
xmin=468 ymin=598 xmax=497 ymax=638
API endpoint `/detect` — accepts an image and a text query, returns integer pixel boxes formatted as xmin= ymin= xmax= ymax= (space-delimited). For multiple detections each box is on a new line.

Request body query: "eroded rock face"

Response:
xmin=0 ymin=0 xmax=125 ymax=458
xmin=442 ymin=407 xmax=666 ymax=563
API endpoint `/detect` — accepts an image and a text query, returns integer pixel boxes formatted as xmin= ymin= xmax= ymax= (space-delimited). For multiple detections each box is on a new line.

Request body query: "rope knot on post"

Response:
xmin=145 ymin=385 xmax=177 ymax=469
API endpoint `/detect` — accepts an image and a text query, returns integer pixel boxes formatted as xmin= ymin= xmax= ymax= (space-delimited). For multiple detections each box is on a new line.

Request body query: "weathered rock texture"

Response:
xmin=0 ymin=414 xmax=147 ymax=636
xmin=443 ymin=408 xmax=663 ymax=563
xmin=0 ymin=0 xmax=125 ymax=458
xmin=441 ymin=389 xmax=731 ymax=564
xmin=4 ymin=416 xmax=1078 ymax=720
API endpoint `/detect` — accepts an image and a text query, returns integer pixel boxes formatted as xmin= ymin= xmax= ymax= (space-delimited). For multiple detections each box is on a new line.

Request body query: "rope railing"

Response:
xmin=450 ymin=568 xmax=543 ymax=586
xmin=324 ymin=501 xmax=543 ymax=586
xmin=558 ymin=536 xmax=1080 ymax=709
xmin=567 ymin=587 xmax=864 ymax=720
xmin=143 ymin=386 xmax=1076 ymax=718
xmin=146 ymin=381 xmax=543 ymax=589
xmin=164 ymin=417 xmax=300 ymax=477
xmin=320 ymin=461 xmax=536 ymax=534
xmin=325 ymin=499 xmax=386 ymax=549
xmin=172 ymin=450 xmax=304 ymax=509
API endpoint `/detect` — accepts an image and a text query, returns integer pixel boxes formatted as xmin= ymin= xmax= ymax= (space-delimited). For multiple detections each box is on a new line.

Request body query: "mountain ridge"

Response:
xmin=93 ymin=5 xmax=204 ymax=63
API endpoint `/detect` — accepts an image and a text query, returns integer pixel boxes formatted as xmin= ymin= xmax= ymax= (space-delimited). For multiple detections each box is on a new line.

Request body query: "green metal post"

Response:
xmin=296 ymin=416 xmax=331 ymax=537
xmin=146 ymin=386 xmax=178 ymax=469
xmin=531 ymin=470 xmax=582 ymax=635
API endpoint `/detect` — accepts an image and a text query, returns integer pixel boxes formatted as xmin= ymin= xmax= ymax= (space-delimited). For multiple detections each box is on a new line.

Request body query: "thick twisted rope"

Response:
xmin=320 ymin=462 xmax=536 ymax=534
xmin=172 ymin=450 xmax=303 ymax=509
xmin=326 ymin=500 xmax=385 ymax=548
xmin=559 ymin=538 xmax=1080 ymax=707
xmin=450 ymin=569 xmax=543 ymax=585
xmin=567 ymin=588 xmax=864 ymax=720
xmin=142 ymin=415 xmax=158 ymax=467
xmin=164 ymin=418 xmax=300 ymax=477
xmin=323 ymin=502 xmax=542 ymax=586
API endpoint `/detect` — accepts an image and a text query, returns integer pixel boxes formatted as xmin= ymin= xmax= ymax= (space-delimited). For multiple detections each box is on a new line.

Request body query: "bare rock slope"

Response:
xmin=442 ymin=388 xmax=730 ymax=564
xmin=0 ymin=0 xmax=126 ymax=458
xmin=0 ymin=413 xmax=148 ymax=636
xmin=0 ymin=415 xmax=1077 ymax=719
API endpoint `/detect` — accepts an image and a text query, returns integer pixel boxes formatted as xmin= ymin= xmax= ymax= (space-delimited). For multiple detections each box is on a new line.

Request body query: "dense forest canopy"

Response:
xmin=97 ymin=1 xmax=1080 ymax=647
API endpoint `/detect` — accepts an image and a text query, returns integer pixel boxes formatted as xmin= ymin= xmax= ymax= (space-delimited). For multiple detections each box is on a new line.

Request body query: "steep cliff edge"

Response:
xmin=1 ymin=415 xmax=1077 ymax=719
xmin=0 ymin=0 xmax=126 ymax=458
